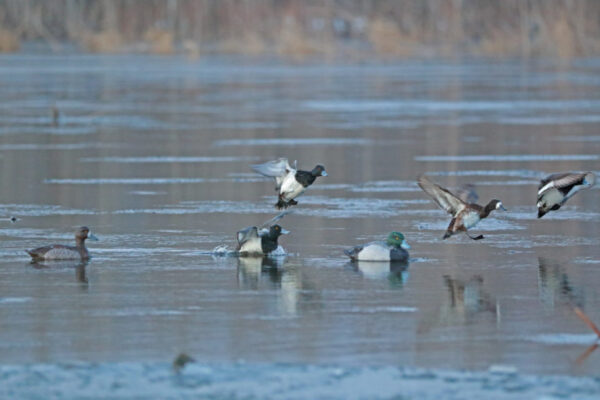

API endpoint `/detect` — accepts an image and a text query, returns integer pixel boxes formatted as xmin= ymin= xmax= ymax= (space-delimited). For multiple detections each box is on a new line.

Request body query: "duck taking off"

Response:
xmin=252 ymin=158 xmax=327 ymax=209
xmin=236 ymin=211 xmax=290 ymax=256
xmin=26 ymin=226 xmax=99 ymax=261
xmin=418 ymin=176 xmax=506 ymax=240
xmin=344 ymin=232 xmax=410 ymax=262
xmin=537 ymin=172 xmax=596 ymax=218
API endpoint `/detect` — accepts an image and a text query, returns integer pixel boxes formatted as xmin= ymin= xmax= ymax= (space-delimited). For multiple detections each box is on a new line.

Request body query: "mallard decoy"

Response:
xmin=418 ymin=176 xmax=506 ymax=240
xmin=344 ymin=232 xmax=410 ymax=261
xmin=26 ymin=226 xmax=98 ymax=261
xmin=537 ymin=172 xmax=596 ymax=218
xmin=252 ymin=158 xmax=327 ymax=209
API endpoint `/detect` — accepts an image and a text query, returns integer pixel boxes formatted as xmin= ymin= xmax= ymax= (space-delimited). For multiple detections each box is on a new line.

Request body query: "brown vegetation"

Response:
xmin=0 ymin=0 xmax=600 ymax=58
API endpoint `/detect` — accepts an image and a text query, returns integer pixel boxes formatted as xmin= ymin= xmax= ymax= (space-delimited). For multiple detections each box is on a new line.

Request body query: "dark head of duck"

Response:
xmin=75 ymin=226 xmax=99 ymax=246
xmin=261 ymin=224 xmax=289 ymax=254
xmin=482 ymin=199 xmax=507 ymax=217
xmin=311 ymin=165 xmax=327 ymax=177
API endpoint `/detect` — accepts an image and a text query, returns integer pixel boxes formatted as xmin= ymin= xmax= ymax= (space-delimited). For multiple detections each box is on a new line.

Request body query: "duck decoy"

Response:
xmin=537 ymin=172 xmax=596 ymax=218
xmin=26 ymin=226 xmax=98 ymax=261
xmin=344 ymin=232 xmax=410 ymax=262
xmin=418 ymin=175 xmax=506 ymax=240
xmin=252 ymin=158 xmax=327 ymax=209
xmin=236 ymin=212 xmax=290 ymax=256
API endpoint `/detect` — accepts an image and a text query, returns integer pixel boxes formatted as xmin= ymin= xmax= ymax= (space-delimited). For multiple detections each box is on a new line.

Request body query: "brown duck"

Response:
xmin=418 ymin=176 xmax=506 ymax=240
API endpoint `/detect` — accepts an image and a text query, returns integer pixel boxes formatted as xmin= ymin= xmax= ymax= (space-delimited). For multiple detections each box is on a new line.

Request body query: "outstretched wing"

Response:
xmin=236 ymin=226 xmax=259 ymax=248
xmin=251 ymin=158 xmax=296 ymax=190
xmin=344 ymin=245 xmax=364 ymax=261
xmin=258 ymin=210 xmax=291 ymax=230
xmin=418 ymin=176 xmax=466 ymax=216
xmin=538 ymin=172 xmax=596 ymax=198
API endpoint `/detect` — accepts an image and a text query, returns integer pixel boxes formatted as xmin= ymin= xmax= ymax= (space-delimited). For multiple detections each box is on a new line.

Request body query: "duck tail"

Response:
xmin=275 ymin=199 xmax=288 ymax=210
xmin=344 ymin=248 xmax=358 ymax=261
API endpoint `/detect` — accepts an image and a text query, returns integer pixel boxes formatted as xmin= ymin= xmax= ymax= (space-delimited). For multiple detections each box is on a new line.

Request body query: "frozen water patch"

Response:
xmin=555 ymin=135 xmax=600 ymax=142
xmin=522 ymin=334 xmax=599 ymax=345
xmin=0 ymin=142 xmax=118 ymax=151
xmin=91 ymin=309 xmax=189 ymax=317
xmin=45 ymin=178 xmax=210 ymax=185
xmin=348 ymin=180 xmax=422 ymax=193
xmin=416 ymin=154 xmax=600 ymax=162
xmin=0 ymin=297 xmax=31 ymax=304
xmin=0 ymin=203 xmax=95 ymax=217
xmin=416 ymin=218 xmax=524 ymax=232
xmin=81 ymin=156 xmax=260 ymax=163
xmin=213 ymin=138 xmax=370 ymax=147
xmin=426 ymin=170 xmax=543 ymax=179
xmin=129 ymin=190 xmax=167 ymax=196
xmin=1 ymin=362 xmax=599 ymax=400
xmin=347 ymin=306 xmax=417 ymax=313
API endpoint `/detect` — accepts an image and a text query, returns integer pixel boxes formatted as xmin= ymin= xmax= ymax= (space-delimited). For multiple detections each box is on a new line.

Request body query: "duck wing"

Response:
xmin=26 ymin=244 xmax=71 ymax=259
xmin=456 ymin=183 xmax=479 ymax=204
xmin=258 ymin=210 xmax=291 ymax=230
xmin=538 ymin=172 xmax=596 ymax=198
xmin=418 ymin=176 xmax=466 ymax=216
xmin=251 ymin=158 xmax=296 ymax=191
xmin=236 ymin=226 xmax=259 ymax=249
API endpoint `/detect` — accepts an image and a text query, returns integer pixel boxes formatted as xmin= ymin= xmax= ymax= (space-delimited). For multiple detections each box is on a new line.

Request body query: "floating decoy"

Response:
xmin=26 ymin=226 xmax=98 ymax=261
xmin=537 ymin=172 xmax=596 ymax=218
xmin=418 ymin=175 xmax=506 ymax=240
xmin=236 ymin=212 xmax=290 ymax=256
xmin=252 ymin=158 xmax=327 ymax=209
xmin=344 ymin=232 xmax=410 ymax=262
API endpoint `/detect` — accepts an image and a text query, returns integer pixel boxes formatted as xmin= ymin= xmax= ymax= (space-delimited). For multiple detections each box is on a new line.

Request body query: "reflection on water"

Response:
xmin=537 ymin=257 xmax=583 ymax=310
xmin=29 ymin=260 xmax=89 ymax=286
xmin=0 ymin=54 xmax=599 ymax=376
xmin=350 ymin=261 xmax=409 ymax=287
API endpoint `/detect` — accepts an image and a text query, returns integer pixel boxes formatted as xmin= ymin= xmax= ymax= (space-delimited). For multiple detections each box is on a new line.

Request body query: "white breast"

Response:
xmin=357 ymin=243 xmax=390 ymax=261
xmin=43 ymin=247 xmax=81 ymax=260
xmin=280 ymin=174 xmax=305 ymax=201
xmin=539 ymin=188 xmax=564 ymax=208
xmin=239 ymin=237 xmax=264 ymax=255
xmin=462 ymin=211 xmax=481 ymax=229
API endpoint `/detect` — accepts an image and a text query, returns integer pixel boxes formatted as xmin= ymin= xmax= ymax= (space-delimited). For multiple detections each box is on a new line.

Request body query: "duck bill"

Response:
xmin=280 ymin=229 xmax=290 ymax=235
xmin=87 ymin=233 xmax=99 ymax=241
xmin=537 ymin=209 xmax=546 ymax=219
xmin=401 ymin=240 xmax=411 ymax=250
xmin=500 ymin=205 xmax=507 ymax=211
xmin=321 ymin=170 xmax=328 ymax=177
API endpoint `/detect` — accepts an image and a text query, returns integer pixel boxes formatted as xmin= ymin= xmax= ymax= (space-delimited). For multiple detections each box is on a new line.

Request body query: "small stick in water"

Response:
xmin=573 ymin=307 xmax=600 ymax=337
xmin=173 ymin=352 xmax=195 ymax=373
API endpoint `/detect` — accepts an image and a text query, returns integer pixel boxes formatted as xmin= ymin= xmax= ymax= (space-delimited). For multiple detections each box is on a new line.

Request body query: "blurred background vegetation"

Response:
xmin=1 ymin=0 xmax=599 ymax=59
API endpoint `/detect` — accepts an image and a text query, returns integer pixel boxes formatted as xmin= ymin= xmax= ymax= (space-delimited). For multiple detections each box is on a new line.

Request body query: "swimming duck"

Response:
xmin=252 ymin=158 xmax=327 ymax=209
xmin=537 ymin=172 xmax=596 ymax=218
xmin=26 ymin=226 xmax=98 ymax=261
xmin=418 ymin=175 xmax=506 ymax=240
xmin=344 ymin=232 xmax=410 ymax=262
xmin=236 ymin=212 xmax=290 ymax=256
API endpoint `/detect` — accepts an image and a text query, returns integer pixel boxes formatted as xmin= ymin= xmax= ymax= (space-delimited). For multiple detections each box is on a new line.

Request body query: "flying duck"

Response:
xmin=344 ymin=232 xmax=410 ymax=262
xmin=418 ymin=176 xmax=506 ymax=240
xmin=26 ymin=226 xmax=99 ymax=261
xmin=252 ymin=158 xmax=327 ymax=209
xmin=236 ymin=212 xmax=290 ymax=256
xmin=537 ymin=172 xmax=596 ymax=218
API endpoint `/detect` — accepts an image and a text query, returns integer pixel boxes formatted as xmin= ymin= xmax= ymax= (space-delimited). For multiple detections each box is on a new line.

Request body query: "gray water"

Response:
xmin=0 ymin=53 xmax=599 ymax=390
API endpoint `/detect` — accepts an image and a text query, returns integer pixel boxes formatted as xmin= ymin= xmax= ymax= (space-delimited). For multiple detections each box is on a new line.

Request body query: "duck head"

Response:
xmin=311 ymin=165 xmax=327 ymax=177
xmin=268 ymin=224 xmax=290 ymax=239
xmin=76 ymin=226 xmax=99 ymax=242
xmin=386 ymin=232 xmax=410 ymax=250
xmin=485 ymin=199 xmax=507 ymax=214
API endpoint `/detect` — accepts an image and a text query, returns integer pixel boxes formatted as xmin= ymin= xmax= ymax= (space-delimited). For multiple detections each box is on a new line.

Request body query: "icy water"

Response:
xmin=0 ymin=52 xmax=600 ymax=396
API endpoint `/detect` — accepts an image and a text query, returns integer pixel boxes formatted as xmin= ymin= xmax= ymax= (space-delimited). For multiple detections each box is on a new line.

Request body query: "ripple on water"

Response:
xmin=80 ymin=156 xmax=260 ymax=163
xmin=415 ymin=154 xmax=600 ymax=162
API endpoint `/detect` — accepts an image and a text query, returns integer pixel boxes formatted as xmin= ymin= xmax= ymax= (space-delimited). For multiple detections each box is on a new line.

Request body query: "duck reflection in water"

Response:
xmin=440 ymin=275 xmax=498 ymax=324
xmin=28 ymin=260 xmax=89 ymax=286
xmin=537 ymin=257 xmax=599 ymax=364
xmin=236 ymin=256 xmax=320 ymax=316
xmin=349 ymin=260 xmax=410 ymax=287
xmin=537 ymin=257 xmax=583 ymax=310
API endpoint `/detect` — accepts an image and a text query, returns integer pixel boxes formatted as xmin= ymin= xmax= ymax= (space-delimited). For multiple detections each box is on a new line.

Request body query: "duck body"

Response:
xmin=252 ymin=158 xmax=327 ymax=209
xmin=236 ymin=215 xmax=290 ymax=257
xmin=537 ymin=172 xmax=595 ymax=218
xmin=26 ymin=226 xmax=98 ymax=261
xmin=418 ymin=176 xmax=506 ymax=240
xmin=345 ymin=232 xmax=410 ymax=262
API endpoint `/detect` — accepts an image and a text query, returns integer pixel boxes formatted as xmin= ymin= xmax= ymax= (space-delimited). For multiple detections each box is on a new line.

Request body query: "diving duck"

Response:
xmin=418 ymin=175 xmax=506 ymax=240
xmin=252 ymin=158 xmax=327 ymax=209
xmin=236 ymin=212 xmax=290 ymax=256
xmin=537 ymin=172 xmax=596 ymax=218
xmin=26 ymin=226 xmax=98 ymax=261
xmin=344 ymin=232 xmax=410 ymax=262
